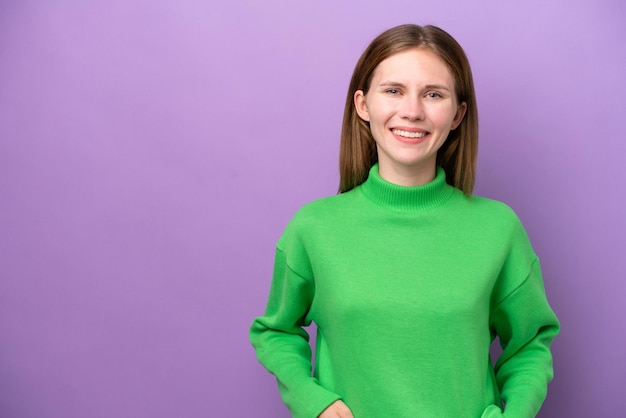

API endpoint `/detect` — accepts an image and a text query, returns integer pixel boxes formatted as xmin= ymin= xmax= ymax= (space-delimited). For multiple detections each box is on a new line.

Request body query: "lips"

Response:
xmin=391 ymin=128 xmax=429 ymax=144
xmin=392 ymin=128 xmax=426 ymax=139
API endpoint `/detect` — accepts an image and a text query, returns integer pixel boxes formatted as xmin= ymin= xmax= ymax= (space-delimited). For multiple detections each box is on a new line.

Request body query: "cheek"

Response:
xmin=432 ymin=107 xmax=459 ymax=129
xmin=368 ymin=102 xmax=394 ymax=126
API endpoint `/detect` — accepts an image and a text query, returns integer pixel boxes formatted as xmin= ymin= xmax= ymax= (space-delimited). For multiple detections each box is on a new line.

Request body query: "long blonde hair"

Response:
xmin=339 ymin=24 xmax=478 ymax=195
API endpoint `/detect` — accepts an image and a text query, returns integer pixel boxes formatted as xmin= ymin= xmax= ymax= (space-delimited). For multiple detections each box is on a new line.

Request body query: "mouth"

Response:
xmin=391 ymin=128 xmax=429 ymax=143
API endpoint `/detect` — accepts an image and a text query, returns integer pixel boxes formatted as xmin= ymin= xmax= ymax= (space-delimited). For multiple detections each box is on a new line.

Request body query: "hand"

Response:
xmin=317 ymin=400 xmax=354 ymax=418
xmin=480 ymin=404 xmax=504 ymax=417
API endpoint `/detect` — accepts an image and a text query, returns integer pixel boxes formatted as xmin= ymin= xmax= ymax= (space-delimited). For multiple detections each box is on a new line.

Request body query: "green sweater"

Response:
xmin=250 ymin=165 xmax=559 ymax=418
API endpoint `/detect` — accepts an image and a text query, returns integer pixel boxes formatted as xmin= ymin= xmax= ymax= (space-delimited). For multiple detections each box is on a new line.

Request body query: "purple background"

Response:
xmin=1 ymin=1 xmax=624 ymax=417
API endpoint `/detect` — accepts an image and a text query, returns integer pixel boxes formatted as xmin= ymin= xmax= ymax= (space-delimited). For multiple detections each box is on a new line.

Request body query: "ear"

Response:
xmin=354 ymin=90 xmax=370 ymax=122
xmin=451 ymin=101 xmax=467 ymax=130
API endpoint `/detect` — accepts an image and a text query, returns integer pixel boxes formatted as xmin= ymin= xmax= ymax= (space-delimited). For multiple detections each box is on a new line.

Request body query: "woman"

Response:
xmin=250 ymin=24 xmax=559 ymax=418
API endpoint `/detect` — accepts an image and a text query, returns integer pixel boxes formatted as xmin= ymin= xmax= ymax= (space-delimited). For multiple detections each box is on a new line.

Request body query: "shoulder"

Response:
xmin=454 ymin=194 xmax=539 ymax=281
xmin=288 ymin=189 xmax=360 ymax=227
xmin=278 ymin=189 xmax=359 ymax=244
xmin=449 ymin=191 xmax=529 ymax=238
xmin=463 ymin=194 xmax=519 ymax=220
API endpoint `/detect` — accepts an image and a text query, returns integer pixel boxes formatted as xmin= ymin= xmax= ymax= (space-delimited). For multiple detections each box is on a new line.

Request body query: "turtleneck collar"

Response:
xmin=359 ymin=164 xmax=455 ymax=211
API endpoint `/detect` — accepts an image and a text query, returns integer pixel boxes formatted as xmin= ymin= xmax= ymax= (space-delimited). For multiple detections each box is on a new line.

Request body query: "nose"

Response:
xmin=400 ymin=96 xmax=425 ymax=121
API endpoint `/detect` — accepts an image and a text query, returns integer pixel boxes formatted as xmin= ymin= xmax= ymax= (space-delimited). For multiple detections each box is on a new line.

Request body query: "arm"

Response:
xmin=490 ymin=258 xmax=560 ymax=418
xmin=250 ymin=247 xmax=342 ymax=418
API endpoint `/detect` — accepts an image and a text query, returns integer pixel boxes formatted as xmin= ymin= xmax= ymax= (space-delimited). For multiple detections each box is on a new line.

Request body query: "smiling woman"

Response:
xmin=250 ymin=24 xmax=559 ymax=418
xmin=353 ymin=48 xmax=467 ymax=187
xmin=339 ymin=24 xmax=478 ymax=196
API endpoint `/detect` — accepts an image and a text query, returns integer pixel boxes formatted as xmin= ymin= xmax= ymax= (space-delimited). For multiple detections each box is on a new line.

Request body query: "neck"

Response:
xmin=377 ymin=159 xmax=437 ymax=187
xmin=360 ymin=164 xmax=454 ymax=212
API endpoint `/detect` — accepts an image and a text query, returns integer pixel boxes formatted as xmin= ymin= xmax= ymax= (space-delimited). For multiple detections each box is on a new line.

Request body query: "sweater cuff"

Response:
xmin=280 ymin=377 xmax=342 ymax=418
xmin=481 ymin=404 xmax=504 ymax=418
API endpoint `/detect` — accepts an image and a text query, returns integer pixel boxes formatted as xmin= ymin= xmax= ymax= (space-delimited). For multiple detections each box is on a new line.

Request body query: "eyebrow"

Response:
xmin=378 ymin=81 xmax=406 ymax=89
xmin=378 ymin=81 xmax=452 ymax=91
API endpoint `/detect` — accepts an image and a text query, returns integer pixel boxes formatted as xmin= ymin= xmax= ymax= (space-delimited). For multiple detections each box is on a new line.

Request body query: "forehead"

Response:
xmin=371 ymin=48 xmax=454 ymax=85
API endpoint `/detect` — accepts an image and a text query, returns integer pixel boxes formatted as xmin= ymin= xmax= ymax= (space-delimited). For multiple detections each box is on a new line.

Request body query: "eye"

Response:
xmin=385 ymin=88 xmax=400 ymax=95
xmin=426 ymin=92 xmax=442 ymax=99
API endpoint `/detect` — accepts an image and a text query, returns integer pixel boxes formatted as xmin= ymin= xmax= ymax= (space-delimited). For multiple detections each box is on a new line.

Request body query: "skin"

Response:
xmin=354 ymin=48 xmax=467 ymax=187
xmin=318 ymin=400 xmax=354 ymax=418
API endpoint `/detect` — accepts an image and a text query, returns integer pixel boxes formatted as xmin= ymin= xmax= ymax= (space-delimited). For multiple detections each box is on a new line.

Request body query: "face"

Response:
xmin=354 ymin=48 xmax=467 ymax=186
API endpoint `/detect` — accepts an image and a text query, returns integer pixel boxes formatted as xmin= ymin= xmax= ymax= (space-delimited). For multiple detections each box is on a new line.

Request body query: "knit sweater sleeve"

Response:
xmin=488 ymin=219 xmax=560 ymax=418
xmin=250 ymin=221 xmax=341 ymax=418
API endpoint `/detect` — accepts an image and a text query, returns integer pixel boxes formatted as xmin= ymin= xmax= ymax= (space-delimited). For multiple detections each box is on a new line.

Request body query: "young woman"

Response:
xmin=250 ymin=24 xmax=559 ymax=418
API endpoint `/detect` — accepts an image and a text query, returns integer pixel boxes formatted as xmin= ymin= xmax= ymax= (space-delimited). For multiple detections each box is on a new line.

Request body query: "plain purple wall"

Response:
xmin=1 ymin=0 xmax=624 ymax=417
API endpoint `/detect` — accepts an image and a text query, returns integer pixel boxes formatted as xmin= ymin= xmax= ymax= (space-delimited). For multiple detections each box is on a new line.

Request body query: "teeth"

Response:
xmin=392 ymin=129 xmax=426 ymax=138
